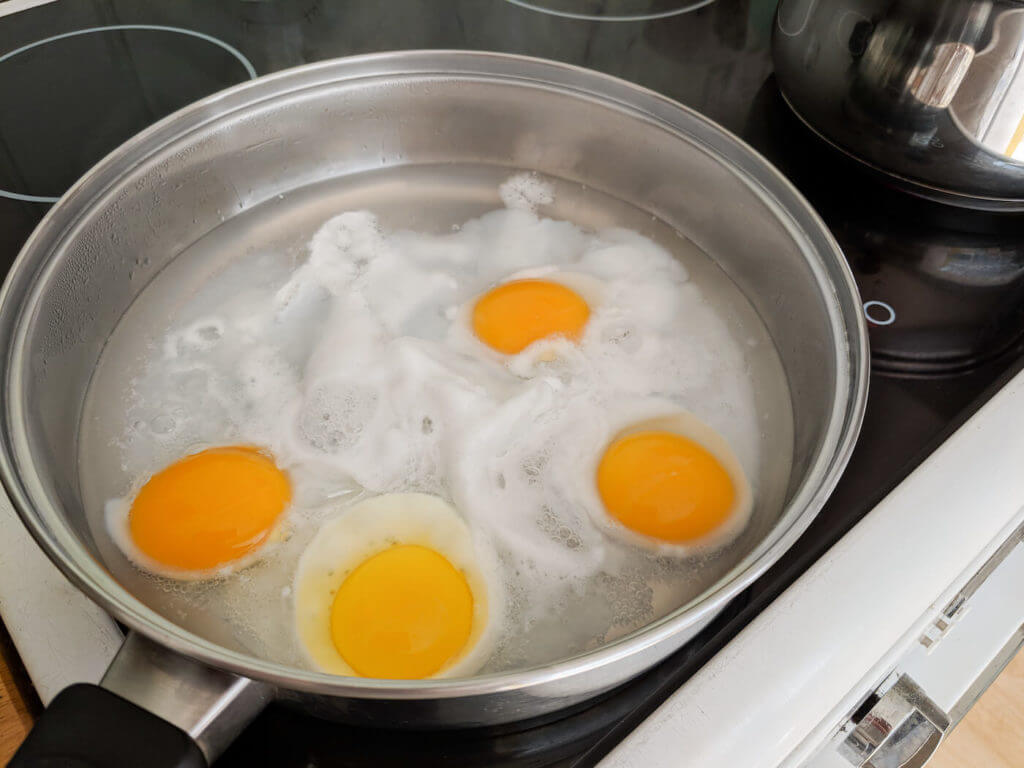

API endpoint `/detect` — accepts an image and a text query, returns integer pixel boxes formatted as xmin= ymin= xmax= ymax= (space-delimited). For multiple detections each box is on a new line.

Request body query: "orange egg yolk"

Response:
xmin=330 ymin=544 xmax=474 ymax=679
xmin=596 ymin=430 xmax=735 ymax=543
xmin=128 ymin=446 xmax=290 ymax=572
xmin=471 ymin=279 xmax=590 ymax=354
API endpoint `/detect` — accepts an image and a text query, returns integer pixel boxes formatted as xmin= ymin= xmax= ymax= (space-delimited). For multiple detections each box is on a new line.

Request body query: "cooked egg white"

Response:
xmin=293 ymin=493 xmax=498 ymax=679
xmin=106 ymin=445 xmax=291 ymax=580
xmin=584 ymin=405 xmax=752 ymax=553
xmin=449 ymin=268 xmax=606 ymax=370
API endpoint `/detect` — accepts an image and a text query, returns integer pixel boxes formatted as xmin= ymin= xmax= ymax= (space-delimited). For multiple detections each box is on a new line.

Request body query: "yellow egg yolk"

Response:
xmin=129 ymin=446 xmax=290 ymax=572
xmin=471 ymin=279 xmax=590 ymax=354
xmin=330 ymin=544 xmax=474 ymax=679
xmin=596 ymin=430 xmax=735 ymax=543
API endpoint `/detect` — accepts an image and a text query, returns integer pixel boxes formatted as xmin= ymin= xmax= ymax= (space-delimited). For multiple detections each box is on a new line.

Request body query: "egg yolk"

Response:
xmin=330 ymin=544 xmax=474 ymax=679
xmin=129 ymin=446 xmax=290 ymax=572
xmin=472 ymin=279 xmax=590 ymax=354
xmin=596 ymin=431 xmax=735 ymax=542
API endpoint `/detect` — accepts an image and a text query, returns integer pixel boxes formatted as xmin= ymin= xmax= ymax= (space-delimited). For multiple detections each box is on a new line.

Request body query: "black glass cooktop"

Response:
xmin=3 ymin=2 xmax=1023 ymax=766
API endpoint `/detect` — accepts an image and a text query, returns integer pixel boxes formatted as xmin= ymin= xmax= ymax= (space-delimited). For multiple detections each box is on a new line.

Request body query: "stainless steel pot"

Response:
xmin=773 ymin=0 xmax=1024 ymax=209
xmin=0 ymin=51 xmax=867 ymax=766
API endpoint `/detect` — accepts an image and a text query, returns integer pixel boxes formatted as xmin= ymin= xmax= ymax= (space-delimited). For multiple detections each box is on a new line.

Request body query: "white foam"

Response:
xmin=499 ymin=172 xmax=555 ymax=211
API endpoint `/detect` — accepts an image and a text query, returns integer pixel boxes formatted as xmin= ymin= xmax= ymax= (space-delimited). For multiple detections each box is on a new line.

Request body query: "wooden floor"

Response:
xmin=929 ymin=648 xmax=1024 ymax=768
xmin=1 ymin=627 xmax=1023 ymax=765
xmin=0 ymin=623 xmax=37 ymax=764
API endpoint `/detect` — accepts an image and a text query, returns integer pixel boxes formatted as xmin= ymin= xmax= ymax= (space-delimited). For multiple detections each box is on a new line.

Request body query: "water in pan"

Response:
xmin=77 ymin=165 xmax=793 ymax=675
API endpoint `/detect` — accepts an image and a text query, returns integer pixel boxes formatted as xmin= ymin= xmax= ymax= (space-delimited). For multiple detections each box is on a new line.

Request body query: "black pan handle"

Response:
xmin=9 ymin=682 xmax=206 ymax=768
xmin=9 ymin=632 xmax=270 ymax=767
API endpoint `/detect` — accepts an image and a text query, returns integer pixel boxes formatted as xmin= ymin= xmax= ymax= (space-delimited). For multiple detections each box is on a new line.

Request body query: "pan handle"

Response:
xmin=10 ymin=632 xmax=271 ymax=767
xmin=9 ymin=682 xmax=206 ymax=767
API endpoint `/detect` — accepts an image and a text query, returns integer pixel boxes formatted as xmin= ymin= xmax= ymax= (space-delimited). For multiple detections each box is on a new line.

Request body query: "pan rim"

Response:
xmin=0 ymin=49 xmax=869 ymax=701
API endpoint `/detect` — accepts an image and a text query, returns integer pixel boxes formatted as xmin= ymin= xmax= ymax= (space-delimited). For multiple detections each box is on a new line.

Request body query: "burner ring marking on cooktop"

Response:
xmin=504 ymin=0 xmax=715 ymax=22
xmin=863 ymin=300 xmax=896 ymax=327
xmin=0 ymin=24 xmax=257 ymax=204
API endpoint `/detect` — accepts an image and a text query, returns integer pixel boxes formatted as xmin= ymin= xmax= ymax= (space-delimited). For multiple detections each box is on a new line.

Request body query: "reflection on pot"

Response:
xmin=773 ymin=0 xmax=1024 ymax=208
xmin=743 ymin=77 xmax=1024 ymax=374
xmin=951 ymin=7 xmax=1024 ymax=160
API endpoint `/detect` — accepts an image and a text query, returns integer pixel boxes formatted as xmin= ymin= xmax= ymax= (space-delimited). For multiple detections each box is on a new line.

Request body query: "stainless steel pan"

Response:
xmin=0 ymin=51 xmax=868 ymax=766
